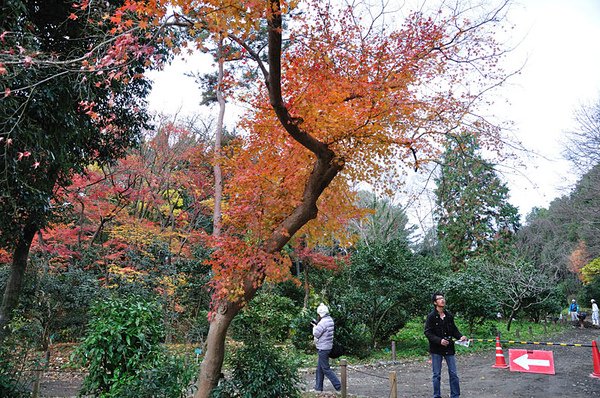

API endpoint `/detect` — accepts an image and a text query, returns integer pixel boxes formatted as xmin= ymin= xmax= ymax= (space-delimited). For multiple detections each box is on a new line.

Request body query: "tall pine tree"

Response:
xmin=434 ymin=133 xmax=520 ymax=270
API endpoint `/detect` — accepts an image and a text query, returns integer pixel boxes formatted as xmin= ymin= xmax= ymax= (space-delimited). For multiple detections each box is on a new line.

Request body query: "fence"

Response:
xmin=337 ymin=359 xmax=401 ymax=398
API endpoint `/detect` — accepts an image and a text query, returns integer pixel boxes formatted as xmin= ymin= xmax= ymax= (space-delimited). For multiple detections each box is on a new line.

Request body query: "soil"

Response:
xmin=36 ymin=325 xmax=600 ymax=397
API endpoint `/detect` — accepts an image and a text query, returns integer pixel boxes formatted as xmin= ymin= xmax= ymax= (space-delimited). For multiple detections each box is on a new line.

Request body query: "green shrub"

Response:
xmin=74 ymin=295 xmax=164 ymax=397
xmin=0 ymin=314 xmax=50 ymax=398
xmin=110 ymin=355 xmax=198 ymax=398
xmin=290 ymin=309 xmax=315 ymax=353
xmin=230 ymin=292 xmax=298 ymax=343
xmin=391 ymin=318 xmax=429 ymax=358
xmin=333 ymin=318 xmax=372 ymax=358
xmin=0 ymin=345 xmax=31 ymax=398
xmin=211 ymin=342 xmax=301 ymax=398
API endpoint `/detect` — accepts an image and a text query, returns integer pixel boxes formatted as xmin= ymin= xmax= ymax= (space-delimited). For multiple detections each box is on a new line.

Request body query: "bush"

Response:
xmin=581 ymin=275 xmax=600 ymax=305
xmin=211 ymin=341 xmax=301 ymax=398
xmin=289 ymin=309 xmax=315 ymax=353
xmin=230 ymin=292 xmax=298 ymax=343
xmin=442 ymin=267 xmax=499 ymax=334
xmin=332 ymin=316 xmax=372 ymax=358
xmin=0 ymin=345 xmax=31 ymax=398
xmin=110 ymin=355 xmax=198 ymax=398
xmin=74 ymin=295 xmax=164 ymax=397
xmin=391 ymin=318 xmax=429 ymax=358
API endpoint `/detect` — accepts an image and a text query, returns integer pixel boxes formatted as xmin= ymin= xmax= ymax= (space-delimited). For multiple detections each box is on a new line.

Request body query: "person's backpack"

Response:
xmin=329 ymin=341 xmax=345 ymax=359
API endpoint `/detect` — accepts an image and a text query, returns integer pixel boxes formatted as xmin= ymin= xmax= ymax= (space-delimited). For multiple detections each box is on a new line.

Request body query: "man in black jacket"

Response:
xmin=424 ymin=292 xmax=468 ymax=398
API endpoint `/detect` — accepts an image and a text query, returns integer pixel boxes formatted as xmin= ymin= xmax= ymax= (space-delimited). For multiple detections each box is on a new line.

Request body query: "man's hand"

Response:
xmin=441 ymin=339 xmax=450 ymax=346
xmin=459 ymin=336 xmax=467 ymax=342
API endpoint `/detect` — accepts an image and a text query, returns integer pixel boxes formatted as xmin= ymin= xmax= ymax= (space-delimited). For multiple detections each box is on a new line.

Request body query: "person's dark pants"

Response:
xmin=431 ymin=353 xmax=460 ymax=398
xmin=315 ymin=349 xmax=341 ymax=391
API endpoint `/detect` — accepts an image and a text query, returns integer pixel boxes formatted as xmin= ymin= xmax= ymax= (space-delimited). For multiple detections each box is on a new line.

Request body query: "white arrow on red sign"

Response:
xmin=513 ymin=353 xmax=550 ymax=370
xmin=508 ymin=349 xmax=555 ymax=375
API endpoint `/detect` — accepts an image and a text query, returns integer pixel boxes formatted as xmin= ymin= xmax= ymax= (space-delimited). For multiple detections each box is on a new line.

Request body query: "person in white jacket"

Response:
xmin=311 ymin=303 xmax=341 ymax=392
xmin=591 ymin=299 xmax=599 ymax=326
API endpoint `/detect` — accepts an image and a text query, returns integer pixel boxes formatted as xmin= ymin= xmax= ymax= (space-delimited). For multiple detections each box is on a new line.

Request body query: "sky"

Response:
xmin=499 ymin=0 xmax=600 ymax=216
xmin=147 ymin=0 xmax=600 ymax=222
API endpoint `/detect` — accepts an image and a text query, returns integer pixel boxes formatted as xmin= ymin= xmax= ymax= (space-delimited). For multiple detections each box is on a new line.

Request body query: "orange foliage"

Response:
xmin=38 ymin=119 xmax=213 ymax=279
xmin=0 ymin=248 xmax=11 ymax=264
xmin=79 ymin=0 xmax=508 ymax=308
xmin=206 ymin=234 xmax=293 ymax=303
xmin=569 ymin=240 xmax=589 ymax=278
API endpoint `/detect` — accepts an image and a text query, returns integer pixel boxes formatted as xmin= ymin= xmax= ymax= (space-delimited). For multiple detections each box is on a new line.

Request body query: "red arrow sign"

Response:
xmin=508 ymin=349 xmax=555 ymax=375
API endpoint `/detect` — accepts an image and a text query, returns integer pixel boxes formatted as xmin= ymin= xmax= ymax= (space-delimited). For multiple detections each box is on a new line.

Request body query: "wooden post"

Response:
xmin=515 ymin=329 xmax=520 ymax=339
xmin=340 ymin=359 xmax=347 ymax=398
xmin=32 ymin=369 xmax=41 ymax=398
xmin=528 ymin=326 xmax=533 ymax=340
xmin=32 ymin=347 xmax=50 ymax=398
xmin=391 ymin=341 xmax=396 ymax=361
xmin=389 ymin=371 xmax=397 ymax=398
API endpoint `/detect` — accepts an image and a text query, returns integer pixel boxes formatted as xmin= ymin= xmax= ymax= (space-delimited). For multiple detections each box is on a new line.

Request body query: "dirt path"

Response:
xmin=302 ymin=326 xmax=600 ymax=397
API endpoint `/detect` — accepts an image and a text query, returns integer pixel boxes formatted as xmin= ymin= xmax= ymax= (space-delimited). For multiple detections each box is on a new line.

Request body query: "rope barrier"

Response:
xmin=470 ymin=338 xmax=593 ymax=347
xmin=347 ymin=365 xmax=390 ymax=380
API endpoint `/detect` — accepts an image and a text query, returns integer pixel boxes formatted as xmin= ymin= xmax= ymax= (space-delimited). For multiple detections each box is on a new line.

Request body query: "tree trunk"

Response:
xmin=194 ymin=38 xmax=228 ymax=398
xmin=192 ymin=2 xmax=344 ymax=395
xmin=212 ymin=39 xmax=225 ymax=237
xmin=194 ymin=304 xmax=241 ymax=398
xmin=303 ymin=262 xmax=310 ymax=309
xmin=506 ymin=307 xmax=518 ymax=331
xmin=0 ymin=222 xmax=38 ymax=342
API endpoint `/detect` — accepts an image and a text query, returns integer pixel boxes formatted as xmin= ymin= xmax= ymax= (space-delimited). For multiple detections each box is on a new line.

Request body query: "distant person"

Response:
xmin=311 ymin=303 xmax=341 ymax=393
xmin=577 ymin=311 xmax=587 ymax=329
xmin=569 ymin=299 xmax=579 ymax=322
xmin=424 ymin=292 xmax=468 ymax=398
xmin=591 ymin=299 xmax=599 ymax=326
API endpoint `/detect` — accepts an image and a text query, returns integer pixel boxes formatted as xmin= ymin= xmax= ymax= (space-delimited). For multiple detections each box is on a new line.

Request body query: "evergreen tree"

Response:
xmin=434 ymin=133 xmax=520 ymax=270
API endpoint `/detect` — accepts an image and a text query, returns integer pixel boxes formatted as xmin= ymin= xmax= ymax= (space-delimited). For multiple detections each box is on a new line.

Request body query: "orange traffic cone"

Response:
xmin=492 ymin=336 xmax=509 ymax=369
xmin=591 ymin=340 xmax=600 ymax=379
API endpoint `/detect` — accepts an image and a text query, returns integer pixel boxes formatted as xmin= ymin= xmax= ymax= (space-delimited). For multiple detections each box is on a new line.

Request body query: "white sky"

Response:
xmin=499 ymin=0 xmax=600 ymax=217
xmin=147 ymin=0 xmax=600 ymax=221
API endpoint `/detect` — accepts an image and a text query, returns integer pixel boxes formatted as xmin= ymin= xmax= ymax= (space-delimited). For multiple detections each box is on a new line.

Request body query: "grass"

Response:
xmin=384 ymin=317 xmax=573 ymax=360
